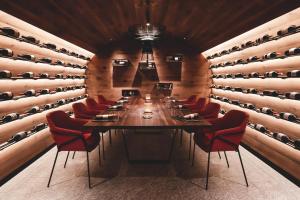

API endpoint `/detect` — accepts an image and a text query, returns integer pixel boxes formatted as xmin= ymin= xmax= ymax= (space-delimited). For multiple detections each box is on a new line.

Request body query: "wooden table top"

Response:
xmin=84 ymin=97 xmax=212 ymax=129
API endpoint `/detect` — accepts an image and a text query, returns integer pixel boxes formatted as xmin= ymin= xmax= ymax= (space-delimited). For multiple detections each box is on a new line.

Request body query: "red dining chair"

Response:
xmin=97 ymin=95 xmax=116 ymax=106
xmin=176 ymin=95 xmax=197 ymax=104
xmin=184 ymin=97 xmax=207 ymax=112
xmin=46 ymin=111 xmax=101 ymax=188
xmin=192 ymin=110 xmax=249 ymax=190
xmin=86 ymin=97 xmax=109 ymax=111
xmin=72 ymin=102 xmax=112 ymax=159
xmin=182 ymin=102 xmax=221 ymax=159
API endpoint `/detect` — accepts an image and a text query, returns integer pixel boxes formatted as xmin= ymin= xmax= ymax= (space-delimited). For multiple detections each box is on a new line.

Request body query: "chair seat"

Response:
xmin=59 ymin=132 xmax=100 ymax=152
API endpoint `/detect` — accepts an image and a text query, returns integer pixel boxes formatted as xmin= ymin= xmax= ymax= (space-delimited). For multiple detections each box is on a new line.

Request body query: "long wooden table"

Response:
xmin=85 ymin=97 xmax=211 ymax=163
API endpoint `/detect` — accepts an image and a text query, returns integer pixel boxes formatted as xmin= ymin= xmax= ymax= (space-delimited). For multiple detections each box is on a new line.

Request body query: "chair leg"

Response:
xmin=72 ymin=151 xmax=76 ymax=159
xmin=115 ymin=129 xmax=117 ymax=135
xmin=98 ymin=144 xmax=101 ymax=166
xmin=64 ymin=151 xmax=70 ymax=168
xmin=86 ymin=151 xmax=91 ymax=188
xmin=180 ymin=129 xmax=183 ymax=146
xmin=188 ymin=133 xmax=192 ymax=160
xmin=217 ymin=151 xmax=221 ymax=159
xmin=224 ymin=151 xmax=229 ymax=168
xmin=237 ymin=148 xmax=249 ymax=187
xmin=101 ymin=132 xmax=105 ymax=160
xmin=109 ymin=130 xmax=112 ymax=145
xmin=206 ymin=152 xmax=211 ymax=190
xmin=47 ymin=150 xmax=59 ymax=187
xmin=191 ymin=140 xmax=196 ymax=166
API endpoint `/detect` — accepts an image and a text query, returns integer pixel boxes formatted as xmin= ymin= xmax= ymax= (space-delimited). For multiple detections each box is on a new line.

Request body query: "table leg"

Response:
xmin=122 ymin=129 xmax=130 ymax=161
xmin=168 ymin=129 xmax=178 ymax=161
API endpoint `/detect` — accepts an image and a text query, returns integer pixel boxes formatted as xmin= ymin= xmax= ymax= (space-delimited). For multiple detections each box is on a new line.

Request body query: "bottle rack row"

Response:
xmin=0 ymin=27 xmax=91 ymax=61
xmin=0 ymin=49 xmax=88 ymax=69
xmin=0 ymin=94 xmax=87 ymax=126
xmin=0 ymin=70 xmax=86 ymax=80
xmin=209 ymin=48 xmax=300 ymax=69
xmin=0 ymin=85 xmax=86 ymax=101
xmin=213 ymin=100 xmax=300 ymax=151
xmin=210 ymin=86 xmax=299 ymax=100
xmin=206 ymin=25 xmax=300 ymax=60
xmin=211 ymin=70 xmax=299 ymax=79
xmin=210 ymin=95 xmax=300 ymax=125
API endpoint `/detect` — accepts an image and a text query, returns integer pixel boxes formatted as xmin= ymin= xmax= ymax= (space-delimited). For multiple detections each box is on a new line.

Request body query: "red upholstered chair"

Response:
xmin=86 ymin=97 xmax=108 ymax=111
xmin=72 ymin=102 xmax=112 ymax=159
xmin=182 ymin=102 xmax=221 ymax=159
xmin=97 ymin=95 xmax=116 ymax=106
xmin=46 ymin=111 xmax=101 ymax=188
xmin=184 ymin=97 xmax=207 ymax=112
xmin=192 ymin=110 xmax=249 ymax=190
xmin=177 ymin=95 xmax=197 ymax=104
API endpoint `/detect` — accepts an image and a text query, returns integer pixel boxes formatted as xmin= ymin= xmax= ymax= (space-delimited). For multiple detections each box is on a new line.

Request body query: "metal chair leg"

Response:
xmin=64 ymin=151 xmax=70 ymax=168
xmin=206 ymin=152 xmax=211 ymax=190
xmin=180 ymin=129 xmax=183 ymax=145
xmin=109 ymin=130 xmax=112 ymax=145
xmin=189 ymin=133 xmax=192 ymax=160
xmin=98 ymin=144 xmax=101 ymax=166
xmin=217 ymin=151 xmax=221 ymax=159
xmin=72 ymin=151 xmax=76 ymax=159
xmin=101 ymin=132 xmax=105 ymax=160
xmin=224 ymin=151 xmax=229 ymax=168
xmin=47 ymin=150 xmax=59 ymax=187
xmin=86 ymin=151 xmax=91 ymax=188
xmin=237 ymin=149 xmax=249 ymax=187
xmin=192 ymin=139 xmax=196 ymax=166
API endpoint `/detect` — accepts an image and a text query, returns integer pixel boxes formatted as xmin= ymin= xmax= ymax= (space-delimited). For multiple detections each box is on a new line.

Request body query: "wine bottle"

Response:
xmin=284 ymin=47 xmax=300 ymax=56
xmin=249 ymin=72 xmax=259 ymax=78
xmin=40 ymin=89 xmax=50 ymax=95
xmin=56 ymin=87 xmax=64 ymax=92
xmin=20 ymin=72 xmax=34 ymax=79
xmin=247 ymin=56 xmax=259 ymax=62
xmin=234 ymin=73 xmax=244 ymax=78
xmin=279 ymin=112 xmax=297 ymax=122
xmin=263 ymin=90 xmax=279 ymax=97
xmin=0 ymin=91 xmax=13 ymax=100
xmin=233 ymin=87 xmax=243 ymax=92
xmin=272 ymin=132 xmax=290 ymax=144
xmin=57 ymin=99 xmax=66 ymax=105
xmin=37 ymin=58 xmax=52 ymax=64
xmin=222 ymin=97 xmax=229 ymax=102
xmin=39 ymin=73 xmax=49 ymax=79
xmin=82 ymin=66 xmax=88 ymax=69
xmin=17 ymin=54 xmax=35 ymax=61
xmin=54 ymin=60 xmax=64 ymax=65
xmin=43 ymin=104 xmax=53 ymax=110
xmin=224 ymin=86 xmax=232 ymax=90
xmin=287 ymin=70 xmax=300 ymax=77
xmin=294 ymin=139 xmax=300 ymax=150
xmin=224 ymin=61 xmax=233 ymax=66
xmin=285 ymin=92 xmax=300 ymax=100
xmin=0 ymin=70 xmax=12 ymax=79
xmin=58 ymin=48 xmax=69 ymax=54
xmin=265 ymin=71 xmax=279 ymax=78
xmin=1 ymin=113 xmax=19 ymax=123
xmin=26 ymin=106 xmax=40 ymax=114
xmin=225 ymin=74 xmax=233 ymax=78
xmin=262 ymin=34 xmax=272 ymax=42
xmin=264 ymin=52 xmax=279 ymax=59
xmin=247 ymin=88 xmax=258 ymax=94
xmin=234 ymin=59 xmax=245 ymax=64
xmin=23 ymin=89 xmax=36 ymax=97
xmin=55 ymin=74 xmax=64 ymax=79
xmin=21 ymin=35 xmax=39 ymax=44
xmin=209 ymin=94 xmax=215 ymax=98
xmin=0 ymin=48 xmax=13 ymax=57
xmin=66 ymin=74 xmax=73 ymax=79
xmin=254 ymin=124 xmax=267 ymax=133
xmin=9 ymin=131 xmax=28 ymax=142
xmin=31 ymin=123 xmax=47 ymax=132
xmin=230 ymin=100 xmax=240 ymax=105
xmin=42 ymin=43 xmax=56 ymax=50
xmin=0 ymin=27 xmax=20 ymax=38
xmin=245 ymin=103 xmax=256 ymax=110
xmin=216 ymin=85 xmax=223 ymax=89
xmin=260 ymin=107 xmax=273 ymax=115
xmin=220 ymin=109 xmax=226 ymax=114
xmin=231 ymin=46 xmax=240 ymax=52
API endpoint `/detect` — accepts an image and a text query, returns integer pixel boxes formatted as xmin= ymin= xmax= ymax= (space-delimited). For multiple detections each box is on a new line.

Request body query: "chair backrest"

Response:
xmin=195 ymin=97 xmax=206 ymax=108
xmin=186 ymin=95 xmax=197 ymax=103
xmin=201 ymin=102 xmax=220 ymax=118
xmin=220 ymin=110 xmax=249 ymax=130
xmin=86 ymin=97 xmax=99 ymax=109
xmin=72 ymin=102 xmax=92 ymax=118
xmin=97 ymin=95 xmax=106 ymax=104
xmin=47 ymin=110 xmax=71 ymax=130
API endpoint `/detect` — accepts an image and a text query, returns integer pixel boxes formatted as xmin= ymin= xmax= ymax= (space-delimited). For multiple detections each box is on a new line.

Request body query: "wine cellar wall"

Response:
xmin=205 ymin=8 xmax=300 ymax=179
xmin=0 ymin=11 xmax=94 ymax=180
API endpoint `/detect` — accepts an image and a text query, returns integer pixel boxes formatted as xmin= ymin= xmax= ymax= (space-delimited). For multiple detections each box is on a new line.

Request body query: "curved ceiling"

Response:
xmin=0 ymin=0 xmax=299 ymax=53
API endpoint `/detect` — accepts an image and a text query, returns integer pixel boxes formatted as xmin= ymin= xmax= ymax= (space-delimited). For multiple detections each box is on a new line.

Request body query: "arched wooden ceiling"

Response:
xmin=0 ymin=0 xmax=299 ymax=53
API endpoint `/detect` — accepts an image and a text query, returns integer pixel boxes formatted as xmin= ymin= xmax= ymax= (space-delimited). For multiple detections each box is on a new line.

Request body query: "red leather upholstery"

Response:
xmin=194 ymin=110 xmax=249 ymax=152
xmin=177 ymin=95 xmax=197 ymax=104
xmin=198 ymin=102 xmax=220 ymax=119
xmin=86 ymin=97 xmax=108 ymax=111
xmin=97 ymin=95 xmax=116 ymax=106
xmin=185 ymin=97 xmax=206 ymax=111
xmin=73 ymin=102 xmax=100 ymax=119
xmin=46 ymin=110 xmax=100 ymax=152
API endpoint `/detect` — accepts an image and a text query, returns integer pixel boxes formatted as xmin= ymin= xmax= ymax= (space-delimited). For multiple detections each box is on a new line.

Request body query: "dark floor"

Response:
xmin=0 ymin=130 xmax=299 ymax=200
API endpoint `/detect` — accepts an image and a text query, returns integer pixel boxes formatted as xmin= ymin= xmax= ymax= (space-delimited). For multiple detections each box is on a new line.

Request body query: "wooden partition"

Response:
xmin=0 ymin=12 xmax=93 ymax=180
xmin=204 ymin=8 xmax=300 ymax=179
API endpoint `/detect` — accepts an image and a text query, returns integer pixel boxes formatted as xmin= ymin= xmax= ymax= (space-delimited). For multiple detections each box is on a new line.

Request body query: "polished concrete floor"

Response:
xmin=0 ymin=131 xmax=299 ymax=200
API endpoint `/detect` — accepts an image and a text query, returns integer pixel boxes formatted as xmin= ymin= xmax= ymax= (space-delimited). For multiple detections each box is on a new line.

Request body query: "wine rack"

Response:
xmin=0 ymin=12 xmax=94 ymax=180
xmin=206 ymin=9 xmax=300 ymax=180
